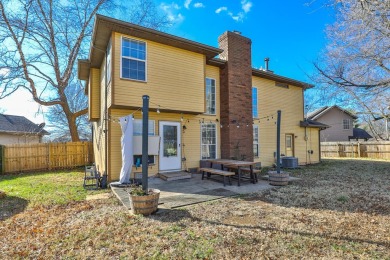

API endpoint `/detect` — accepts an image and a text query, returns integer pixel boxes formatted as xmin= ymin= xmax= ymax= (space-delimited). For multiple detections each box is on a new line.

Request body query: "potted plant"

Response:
xmin=128 ymin=185 xmax=160 ymax=215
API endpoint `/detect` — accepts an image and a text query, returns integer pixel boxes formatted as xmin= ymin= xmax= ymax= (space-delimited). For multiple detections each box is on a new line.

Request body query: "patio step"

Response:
xmin=158 ymin=171 xmax=192 ymax=181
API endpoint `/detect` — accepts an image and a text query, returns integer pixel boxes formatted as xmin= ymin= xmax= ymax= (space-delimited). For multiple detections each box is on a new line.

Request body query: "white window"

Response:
xmin=205 ymin=78 xmax=216 ymax=114
xmin=106 ymin=39 xmax=112 ymax=84
xmin=133 ymin=119 xmax=155 ymax=165
xmin=133 ymin=119 xmax=155 ymax=136
xmin=201 ymin=123 xmax=217 ymax=159
xmin=253 ymin=125 xmax=259 ymax=157
xmin=121 ymin=38 xmax=146 ymax=81
xmin=252 ymin=87 xmax=258 ymax=118
xmin=343 ymin=119 xmax=350 ymax=130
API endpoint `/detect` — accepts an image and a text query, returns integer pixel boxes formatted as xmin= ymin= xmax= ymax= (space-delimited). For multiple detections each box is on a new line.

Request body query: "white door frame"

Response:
xmin=159 ymin=121 xmax=181 ymax=172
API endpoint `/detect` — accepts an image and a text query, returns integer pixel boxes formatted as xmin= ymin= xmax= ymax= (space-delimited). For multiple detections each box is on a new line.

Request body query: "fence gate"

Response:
xmin=0 ymin=145 xmax=4 ymax=174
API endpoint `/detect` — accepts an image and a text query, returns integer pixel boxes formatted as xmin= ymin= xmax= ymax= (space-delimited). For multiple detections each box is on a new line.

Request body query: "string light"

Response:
xmin=157 ymin=108 xmax=160 ymax=114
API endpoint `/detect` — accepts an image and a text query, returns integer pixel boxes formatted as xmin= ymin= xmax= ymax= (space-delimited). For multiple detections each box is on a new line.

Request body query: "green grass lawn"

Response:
xmin=0 ymin=169 xmax=106 ymax=219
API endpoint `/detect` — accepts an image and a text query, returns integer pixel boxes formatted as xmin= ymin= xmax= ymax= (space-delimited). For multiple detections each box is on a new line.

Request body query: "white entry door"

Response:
xmin=159 ymin=121 xmax=181 ymax=171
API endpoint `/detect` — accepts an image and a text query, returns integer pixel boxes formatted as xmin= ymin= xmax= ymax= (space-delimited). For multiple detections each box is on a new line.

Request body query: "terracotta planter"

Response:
xmin=129 ymin=188 xmax=160 ymax=215
xmin=268 ymin=171 xmax=289 ymax=186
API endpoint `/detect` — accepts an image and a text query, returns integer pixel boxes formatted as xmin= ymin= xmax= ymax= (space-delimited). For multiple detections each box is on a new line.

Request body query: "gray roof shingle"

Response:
xmin=0 ymin=114 xmax=49 ymax=135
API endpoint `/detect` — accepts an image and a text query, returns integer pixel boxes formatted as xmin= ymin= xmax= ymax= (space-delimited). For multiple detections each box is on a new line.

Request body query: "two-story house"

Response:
xmin=307 ymin=106 xmax=360 ymax=142
xmin=78 ymin=15 xmax=325 ymax=182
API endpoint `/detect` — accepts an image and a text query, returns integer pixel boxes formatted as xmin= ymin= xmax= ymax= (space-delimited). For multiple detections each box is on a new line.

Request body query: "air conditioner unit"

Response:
xmin=281 ymin=157 xmax=298 ymax=168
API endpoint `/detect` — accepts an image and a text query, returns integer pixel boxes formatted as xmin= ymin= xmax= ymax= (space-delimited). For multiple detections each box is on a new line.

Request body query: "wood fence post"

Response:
xmin=357 ymin=142 xmax=361 ymax=158
xmin=48 ymin=142 xmax=51 ymax=171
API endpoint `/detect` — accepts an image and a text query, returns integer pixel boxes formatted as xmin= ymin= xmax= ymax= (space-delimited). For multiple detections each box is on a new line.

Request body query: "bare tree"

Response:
xmin=0 ymin=0 xmax=168 ymax=141
xmin=314 ymin=0 xmax=390 ymax=90
xmin=45 ymin=80 xmax=91 ymax=142
xmin=311 ymin=0 xmax=390 ymax=139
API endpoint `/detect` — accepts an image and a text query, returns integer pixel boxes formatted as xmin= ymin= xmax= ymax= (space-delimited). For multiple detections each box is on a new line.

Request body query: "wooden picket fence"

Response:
xmin=0 ymin=141 xmax=93 ymax=174
xmin=321 ymin=141 xmax=390 ymax=160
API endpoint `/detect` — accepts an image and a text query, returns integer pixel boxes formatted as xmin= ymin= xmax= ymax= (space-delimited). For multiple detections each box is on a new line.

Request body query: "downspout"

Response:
xmin=305 ymin=127 xmax=308 ymax=164
xmin=318 ymin=129 xmax=321 ymax=162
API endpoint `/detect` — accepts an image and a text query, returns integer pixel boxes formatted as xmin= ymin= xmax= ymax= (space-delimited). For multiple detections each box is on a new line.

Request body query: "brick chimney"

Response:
xmin=218 ymin=31 xmax=253 ymax=161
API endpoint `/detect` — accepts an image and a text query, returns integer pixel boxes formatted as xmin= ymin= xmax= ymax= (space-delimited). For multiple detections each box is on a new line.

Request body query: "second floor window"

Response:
xmin=343 ymin=119 xmax=350 ymax=130
xmin=252 ymin=87 xmax=258 ymax=118
xmin=205 ymin=78 xmax=216 ymax=114
xmin=122 ymin=38 xmax=146 ymax=81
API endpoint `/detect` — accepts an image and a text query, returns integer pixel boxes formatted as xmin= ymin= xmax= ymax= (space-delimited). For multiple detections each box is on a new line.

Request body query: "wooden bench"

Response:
xmin=227 ymin=163 xmax=262 ymax=183
xmin=199 ymin=167 xmax=236 ymax=186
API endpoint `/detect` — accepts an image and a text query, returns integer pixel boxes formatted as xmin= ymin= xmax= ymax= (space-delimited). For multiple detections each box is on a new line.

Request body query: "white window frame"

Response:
xmin=200 ymin=123 xmax=217 ymax=159
xmin=120 ymin=36 xmax=147 ymax=82
xmin=133 ymin=119 xmax=155 ymax=136
xmin=133 ymin=119 xmax=155 ymax=165
xmin=253 ymin=125 xmax=259 ymax=157
xmin=252 ymin=87 xmax=258 ymax=118
xmin=343 ymin=119 xmax=350 ymax=130
xmin=205 ymin=78 xmax=216 ymax=115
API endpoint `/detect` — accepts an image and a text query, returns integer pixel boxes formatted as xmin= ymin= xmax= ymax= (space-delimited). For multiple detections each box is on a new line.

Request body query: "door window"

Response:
xmin=163 ymin=125 xmax=178 ymax=157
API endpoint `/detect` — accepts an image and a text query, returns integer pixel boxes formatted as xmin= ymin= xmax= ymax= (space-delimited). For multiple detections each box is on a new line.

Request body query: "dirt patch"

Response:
xmin=86 ymin=192 xmax=111 ymax=201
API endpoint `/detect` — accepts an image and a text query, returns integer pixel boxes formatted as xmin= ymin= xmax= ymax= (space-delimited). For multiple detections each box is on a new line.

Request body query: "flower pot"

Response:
xmin=268 ymin=171 xmax=289 ymax=186
xmin=129 ymin=188 xmax=160 ymax=215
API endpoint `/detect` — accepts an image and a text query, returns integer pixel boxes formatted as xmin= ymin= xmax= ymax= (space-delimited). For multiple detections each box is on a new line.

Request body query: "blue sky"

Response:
xmin=0 ymin=0 xmax=335 ymax=124
xmin=157 ymin=0 xmax=335 ymax=82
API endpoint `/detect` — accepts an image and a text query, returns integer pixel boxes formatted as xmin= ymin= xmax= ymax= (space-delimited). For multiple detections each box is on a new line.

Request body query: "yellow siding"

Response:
xmin=112 ymin=32 xmax=205 ymax=113
xmin=252 ymin=76 xmax=318 ymax=166
xmin=88 ymin=68 xmax=100 ymax=120
xmin=307 ymin=127 xmax=320 ymax=164
xmin=108 ymin=65 xmax=220 ymax=181
xmin=90 ymin=60 xmax=109 ymax=177
xmin=92 ymin=120 xmax=106 ymax=175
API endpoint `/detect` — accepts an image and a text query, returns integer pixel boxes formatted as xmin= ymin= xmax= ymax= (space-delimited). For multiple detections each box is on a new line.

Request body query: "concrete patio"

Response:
xmin=111 ymin=172 xmax=284 ymax=211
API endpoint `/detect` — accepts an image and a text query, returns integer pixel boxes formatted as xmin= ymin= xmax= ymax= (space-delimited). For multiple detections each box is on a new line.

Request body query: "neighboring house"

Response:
xmin=307 ymin=105 xmax=362 ymax=142
xmin=78 ymin=15 xmax=325 ymax=182
xmin=0 ymin=114 xmax=49 ymax=144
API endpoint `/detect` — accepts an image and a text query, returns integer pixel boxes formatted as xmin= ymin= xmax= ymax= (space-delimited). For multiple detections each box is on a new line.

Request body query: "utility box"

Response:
xmin=281 ymin=157 xmax=298 ymax=169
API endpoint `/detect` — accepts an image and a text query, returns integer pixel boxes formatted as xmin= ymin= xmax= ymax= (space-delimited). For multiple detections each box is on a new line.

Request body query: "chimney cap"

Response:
xmin=232 ymin=30 xmax=241 ymax=35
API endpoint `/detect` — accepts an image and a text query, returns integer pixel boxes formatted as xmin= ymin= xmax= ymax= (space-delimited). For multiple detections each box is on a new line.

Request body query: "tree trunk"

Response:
xmin=68 ymin=116 xmax=80 ymax=142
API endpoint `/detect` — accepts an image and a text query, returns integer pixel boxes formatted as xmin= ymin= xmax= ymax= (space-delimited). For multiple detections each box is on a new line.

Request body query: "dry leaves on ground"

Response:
xmin=0 ymin=159 xmax=389 ymax=259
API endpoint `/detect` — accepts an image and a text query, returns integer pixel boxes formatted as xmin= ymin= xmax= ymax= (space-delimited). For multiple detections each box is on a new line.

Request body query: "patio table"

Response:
xmin=206 ymin=159 xmax=257 ymax=186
